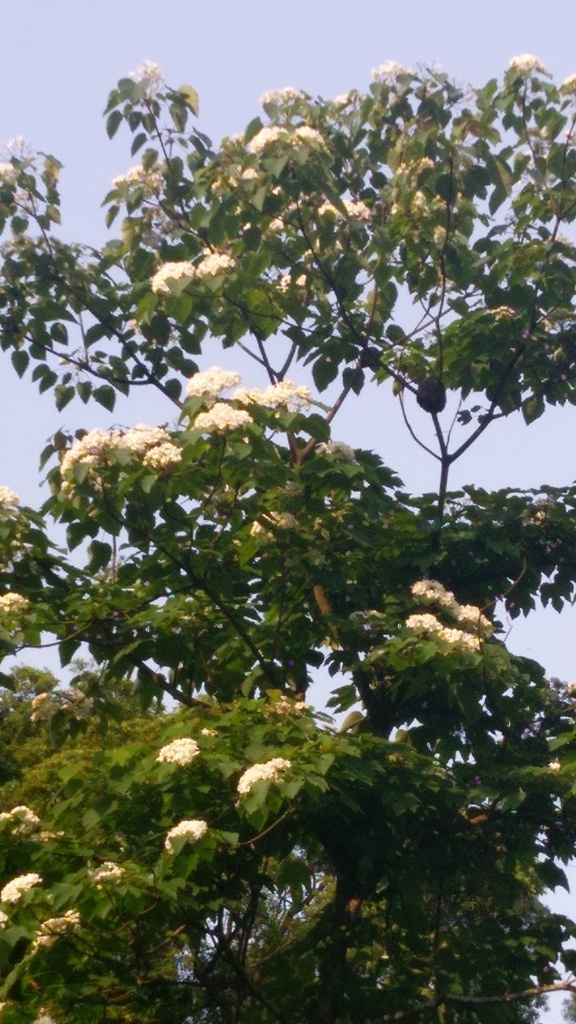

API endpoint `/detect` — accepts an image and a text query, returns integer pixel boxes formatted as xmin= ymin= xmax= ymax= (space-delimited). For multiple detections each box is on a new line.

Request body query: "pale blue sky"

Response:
xmin=2 ymin=10 xmax=576 ymax=1014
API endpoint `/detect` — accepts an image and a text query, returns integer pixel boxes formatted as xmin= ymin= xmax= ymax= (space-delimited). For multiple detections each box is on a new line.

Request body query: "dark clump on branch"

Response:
xmin=416 ymin=377 xmax=447 ymax=414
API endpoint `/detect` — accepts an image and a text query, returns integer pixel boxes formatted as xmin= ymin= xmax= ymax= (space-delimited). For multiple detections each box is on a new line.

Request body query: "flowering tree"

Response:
xmin=1 ymin=53 xmax=576 ymax=1023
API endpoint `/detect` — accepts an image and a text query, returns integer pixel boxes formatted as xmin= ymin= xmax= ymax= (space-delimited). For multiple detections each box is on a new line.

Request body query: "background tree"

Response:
xmin=0 ymin=56 xmax=575 ymax=1023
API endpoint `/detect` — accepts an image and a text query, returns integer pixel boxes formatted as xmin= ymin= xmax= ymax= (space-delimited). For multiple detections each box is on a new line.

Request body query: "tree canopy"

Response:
xmin=0 ymin=55 xmax=576 ymax=1023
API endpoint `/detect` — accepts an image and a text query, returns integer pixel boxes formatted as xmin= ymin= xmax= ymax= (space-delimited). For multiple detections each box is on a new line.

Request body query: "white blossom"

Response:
xmin=90 ymin=861 xmax=125 ymax=888
xmin=343 ymin=198 xmax=371 ymax=221
xmin=128 ymin=59 xmax=164 ymax=95
xmin=194 ymin=250 xmax=236 ymax=279
xmin=0 ymin=486 xmax=19 ymax=506
xmin=164 ymin=818 xmax=208 ymax=851
xmin=4 ymin=136 xmax=28 ymax=155
xmin=1 ymin=872 xmax=42 ymax=904
xmin=0 ymin=163 xmax=15 ymax=180
xmin=142 ymin=442 xmax=182 ymax=471
xmin=186 ymin=367 xmax=242 ymax=401
xmin=410 ymin=580 xmax=492 ymax=637
xmin=317 ymin=441 xmax=356 ymax=461
xmin=112 ymin=163 xmax=163 ymax=190
xmin=237 ymin=757 xmax=292 ymax=795
xmin=411 ymin=580 xmax=457 ymax=611
xmin=333 ymin=92 xmax=354 ymax=108
xmin=156 ymin=737 xmax=200 ymax=766
xmin=119 ymin=424 xmax=172 ymax=455
xmin=237 ymin=168 xmax=259 ymax=188
xmin=194 ymin=403 xmax=253 ymax=433
xmin=60 ymin=428 xmax=123 ymax=481
xmin=32 ymin=909 xmax=80 ymax=950
xmin=0 ymin=592 xmax=29 ymax=615
xmin=0 ymin=911 xmax=9 ymax=928
xmin=561 ymin=73 xmax=576 ymax=93
xmin=151 ymin=261 xmax=196 ymax=294
xmin=200 ymin=727 xmax=217 ymax=737
xmin=259 ymin=87 xmax=302 ymax=106
xmin=405 ymin=611 xmax=481 ymax=652
xmin=371 ymin=61 xmax=412 ymax=81
xmin=268 ymin=696 xmax=308 ymax=715
xmin=0 ymin=805 xmax=40 ymax=835
xmin=406 ymin=612 xmax=444 ymax=633
xmin=508 ymin=54 xmax=548 ymax=75
xmin=250 ymin=511 xmax=298 ymax=538
xmin=293 ymin=126 xmax=326 ymax=150
xmin=548 ymin=760 xmax=561 ymax=772
xmin=247 ymin=126 xmax=289 ymax=154
xmin=233 ymin=379 xmax=312 ymax=411
xmin=248 ymin=124 xmax=325 ymax=155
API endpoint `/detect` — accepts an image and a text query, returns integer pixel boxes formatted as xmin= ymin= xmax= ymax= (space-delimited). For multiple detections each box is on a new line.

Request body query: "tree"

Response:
xmin=0 ymin=53 xmax=575 ymax=1022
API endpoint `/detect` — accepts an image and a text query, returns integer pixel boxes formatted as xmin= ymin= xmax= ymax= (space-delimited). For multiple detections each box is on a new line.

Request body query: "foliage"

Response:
xmin=0 ymin=56 xmax=575 ymax=1022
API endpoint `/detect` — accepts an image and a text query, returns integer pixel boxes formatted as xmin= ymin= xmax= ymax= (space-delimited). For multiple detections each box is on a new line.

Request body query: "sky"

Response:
xmin=2 ymin=4 xmax=576 ymax=1017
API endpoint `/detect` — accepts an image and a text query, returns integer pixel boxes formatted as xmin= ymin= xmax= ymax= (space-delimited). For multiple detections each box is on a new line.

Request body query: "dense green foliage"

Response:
xmin=0 ymin=55 xmax=576 ymax=1022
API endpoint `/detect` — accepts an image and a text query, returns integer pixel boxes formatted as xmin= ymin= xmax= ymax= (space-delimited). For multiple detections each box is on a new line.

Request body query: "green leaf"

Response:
xmin=93 ymin=384 xmax=116 ymax=411
xmin=88 ymin=540 xmax=113 ymax=572
xmin=106 ymin=110 xmax=123 ymax=139
xmin=10 ymin=350 xmax=29 ymax=377
xmin=177 ymin=84 xmax=200 ymax=116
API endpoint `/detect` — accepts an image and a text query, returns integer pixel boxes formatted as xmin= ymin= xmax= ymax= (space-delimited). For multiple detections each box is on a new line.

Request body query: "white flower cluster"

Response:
xmin=317 ymin=199 xmax=371 ymax=222
xmin=164 ymin=818 xmax=208 ymax=851
xmin=371 ymin=61 xmax=412 ymax=81
xmin=142 ymin=443 xmax=182 ymax=470
xmin=0 ymin=805 xmax=40 ymax=836
xmin=1 ymin=872 xmax=42 ymax=904
xmin=151 ymin=261 xmax=196 ymax=294
xmin=0 ymin=486 xmax=19 ymax=506
xmin=0 ymin=592 xmax=29 ymax=616
xmin=410 ymin=580 xmax=492 ymax=636
xmin=268 ymin=696 xmax=308 ymax=714
xmin=0 ymin=162 xmax=15 ymax=180
xmin=247 ymin=126 xmax=287 ymax=154
xmin=90 ymin=861 xmax=125 ymax=888
xmin=508 ymin=54 xmax=548 ymax=75
xmin=239 ymin=167 xmax=259 ymax=182
xmin=151 ymin=252 xmax=236 ymax=294
xmin=405 ymin=612 xmax=481 ymax=653
xmin=60 ymin=424 xmax=181 ymax=489
xmin=237 ymin=757 xmax=292 ymax=795
xmin=277 ymin=273 xmax=307 ymax=293
xmin=333 ymin=92 xmax=354 ymax=108
xmin=561 ymin=74 xmax=576 ymax=93
xmin=120 ymin=425 xmax=181 ymax=471
xmin=60 ymin=428 xmax=123 ymax=480
xmin=548 ymin=760 xmax=561 ymax=772
xmin=0 ymin=911 xmax=8 ymax=928
xmin=128 ymin=59 xmax=164 ymax=95
xmin=250 ymin=511 xmax=298 ymax=538
xmin=186 ymin=367 xmax=242 ymax=402
xmin=156 ymin=737 xmax=200 ymax=766
xmin=31 ymin=689 xmax=93 ymax=723
xmin=233 ymin=379 xmax=312 ymax=411
xmin=32 ymin=909 xmax=80 ymax=950
xmin=194 ymin=250 xmax=237 ymax=279
xmin=317 ymin=441 xmax=356 ymax=461
xmin=121 ymin=423 xmax=167 ymax=452
xmin=194 ymin=403 xmax=253 ymax=434
xmin=259 ymin=87 xmax=303 ymax=106
xmin=112 ymin=162 xmax=163 ymax=191
xmin=248 ymin=124 xmax=325 ymax=155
